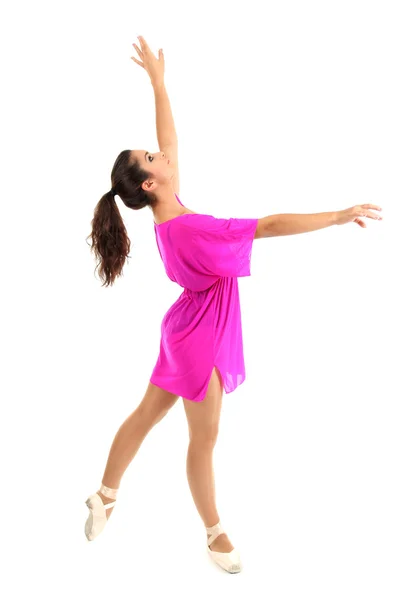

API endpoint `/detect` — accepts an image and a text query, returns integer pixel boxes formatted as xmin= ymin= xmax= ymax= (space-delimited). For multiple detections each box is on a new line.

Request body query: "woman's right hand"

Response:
xmin=335 ymin=204 xmax=383 ymax=227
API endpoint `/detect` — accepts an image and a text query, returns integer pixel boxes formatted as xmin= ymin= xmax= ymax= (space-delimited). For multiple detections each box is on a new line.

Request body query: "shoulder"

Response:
xmin=176 ymin=213 xmax=215 ymax=228
xmin=175 ymin=214 xmax=237 ymax=238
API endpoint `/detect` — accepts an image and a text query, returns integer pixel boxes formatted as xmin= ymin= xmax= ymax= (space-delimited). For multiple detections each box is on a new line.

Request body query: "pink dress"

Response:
xmin=150 ymin=194 xmax=258 ymax=402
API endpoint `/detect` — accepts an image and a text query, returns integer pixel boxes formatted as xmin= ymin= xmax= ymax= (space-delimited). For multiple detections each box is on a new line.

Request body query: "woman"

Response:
xmin=84 ymin=36 xmax=382 ymax=573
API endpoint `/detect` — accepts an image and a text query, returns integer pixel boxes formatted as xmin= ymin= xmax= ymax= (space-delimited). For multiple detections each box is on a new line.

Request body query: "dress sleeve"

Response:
xmin=185 ymin=216 xmax=259 ymax=278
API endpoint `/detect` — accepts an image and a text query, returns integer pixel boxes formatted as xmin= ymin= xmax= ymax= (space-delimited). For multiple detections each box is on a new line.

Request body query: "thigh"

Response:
xmin=182 ymin=367 xmax=224 ymax=440
xmin=137 ymin=381 xmax=180 ymax=424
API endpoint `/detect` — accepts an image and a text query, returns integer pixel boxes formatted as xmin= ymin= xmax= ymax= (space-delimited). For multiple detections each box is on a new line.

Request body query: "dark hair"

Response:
xmin=86 ymin=149 xmax=157 ymax=287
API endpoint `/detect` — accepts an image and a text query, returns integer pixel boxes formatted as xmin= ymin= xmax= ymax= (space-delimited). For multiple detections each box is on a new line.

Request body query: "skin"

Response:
xmin=92 ymin=36 xmax=235 ymax=554
xmin=90 ymin=35 xmax=384 ymax=561
xmin=130 ymin=148 xmax=195 ymax=224
xmin=96 ymin=367 xmax=235 ymax=553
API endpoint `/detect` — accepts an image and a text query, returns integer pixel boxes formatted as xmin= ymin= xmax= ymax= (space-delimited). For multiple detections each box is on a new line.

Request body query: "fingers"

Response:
xmin=355 ymin=218 xmax=367 ymax=228
xmin=132 ymin=42 xmax=143 ymax=57
xmin=131 ymin=40 xmax=144 ymax=66
xmin=131 ymin=57 xmax=144 ymax=68
xmin=365 ymin=209 xmax=383 ymax=220
xmin=355 ymin=205 xmax=383 ymax=221
xmin=137 ymin=35 xmax=149 ymax=52
xmin=361 ymin=203 xmax=382 ymax=211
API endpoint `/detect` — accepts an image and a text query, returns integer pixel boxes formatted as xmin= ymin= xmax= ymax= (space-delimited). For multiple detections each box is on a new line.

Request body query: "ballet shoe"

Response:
xmin=206 ymin=521 xmax=243 ymax=574
xmin=84 ymin=483 xmax=118 ymax=541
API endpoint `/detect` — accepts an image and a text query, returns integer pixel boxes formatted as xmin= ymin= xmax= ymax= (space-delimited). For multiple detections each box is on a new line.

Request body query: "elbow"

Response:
xmin=255 ymin=216 xmax=275 ymax=239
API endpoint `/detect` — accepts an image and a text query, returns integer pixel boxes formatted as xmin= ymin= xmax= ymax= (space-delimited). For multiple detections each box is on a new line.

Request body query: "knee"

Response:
xmin=132 ymin=404 xmax=168 ymax=431
xmin=188 ymin=425 xmax=219 ymax=447
xmin=139 ymin=405 xmax=170 ymax=428
xmin=152 ymin=408 xmax=170 ymax=426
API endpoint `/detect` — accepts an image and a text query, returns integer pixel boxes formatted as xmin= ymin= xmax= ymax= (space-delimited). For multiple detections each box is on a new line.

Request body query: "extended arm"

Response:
xmin=255 ymin=211 xmax=337 ymax=238
xmin=254 ymin=204 xmax=382 ymax=239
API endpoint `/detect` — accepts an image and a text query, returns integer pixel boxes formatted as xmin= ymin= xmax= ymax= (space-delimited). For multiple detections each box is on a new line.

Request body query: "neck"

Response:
xmin=151 ymin=187 xmax=186 ymax=224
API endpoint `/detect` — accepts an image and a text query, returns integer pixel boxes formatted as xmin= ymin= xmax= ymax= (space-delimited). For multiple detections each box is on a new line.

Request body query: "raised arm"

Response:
xmin=131 ymin=36 xmax=180 ymax=196
xmin=254 ymin=203 xmax=382 ymax=239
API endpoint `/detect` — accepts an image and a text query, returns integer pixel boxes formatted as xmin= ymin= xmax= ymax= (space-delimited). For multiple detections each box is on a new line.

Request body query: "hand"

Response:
xmin=131 ymin=35 xmax=165 ymax=87
xmin=335 ymin=204 xmax=383 ymax=227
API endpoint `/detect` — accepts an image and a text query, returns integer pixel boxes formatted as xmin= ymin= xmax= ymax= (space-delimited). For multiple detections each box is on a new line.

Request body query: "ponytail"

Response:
xmin=87 ymin=148 xmax=155 ymax=287
xmin=86 ymin=189 xmax=131 ymax=287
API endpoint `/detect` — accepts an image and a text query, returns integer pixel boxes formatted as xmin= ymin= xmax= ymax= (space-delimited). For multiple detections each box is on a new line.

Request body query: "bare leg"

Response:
xmin=183 ymin=367 xmax=234 ymax=553
xmin=96 ymin=381 xmax=179 ymax=517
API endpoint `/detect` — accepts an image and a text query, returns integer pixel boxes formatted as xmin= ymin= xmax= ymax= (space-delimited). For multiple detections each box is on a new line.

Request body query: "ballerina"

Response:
xmin=85 ymin=35 xmax=383 ymax=574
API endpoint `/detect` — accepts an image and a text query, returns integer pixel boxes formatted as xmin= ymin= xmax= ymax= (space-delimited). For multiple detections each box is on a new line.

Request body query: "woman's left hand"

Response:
xmin=131 ymin=35 xmax=164 ymax=87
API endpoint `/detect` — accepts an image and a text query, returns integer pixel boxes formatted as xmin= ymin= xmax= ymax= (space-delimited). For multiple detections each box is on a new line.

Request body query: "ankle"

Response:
xmin=205 ymin=519 xmax=220 ymax=529
xmin=99 ymin=482 xmax=119 ymax=500
xmin=97 ymin=490 xmax=116 ymax=504
xmin=205 ymin=520 xmax=221 ymax=534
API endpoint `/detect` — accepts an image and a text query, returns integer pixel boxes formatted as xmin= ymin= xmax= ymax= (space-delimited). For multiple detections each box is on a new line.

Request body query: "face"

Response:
xmin=130 ymin=149 xmax=173 ymax=192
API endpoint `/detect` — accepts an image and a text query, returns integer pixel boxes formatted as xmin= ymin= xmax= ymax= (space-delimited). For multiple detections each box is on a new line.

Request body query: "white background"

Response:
xmin=2 ymin=0 xmax=399 ymax=598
